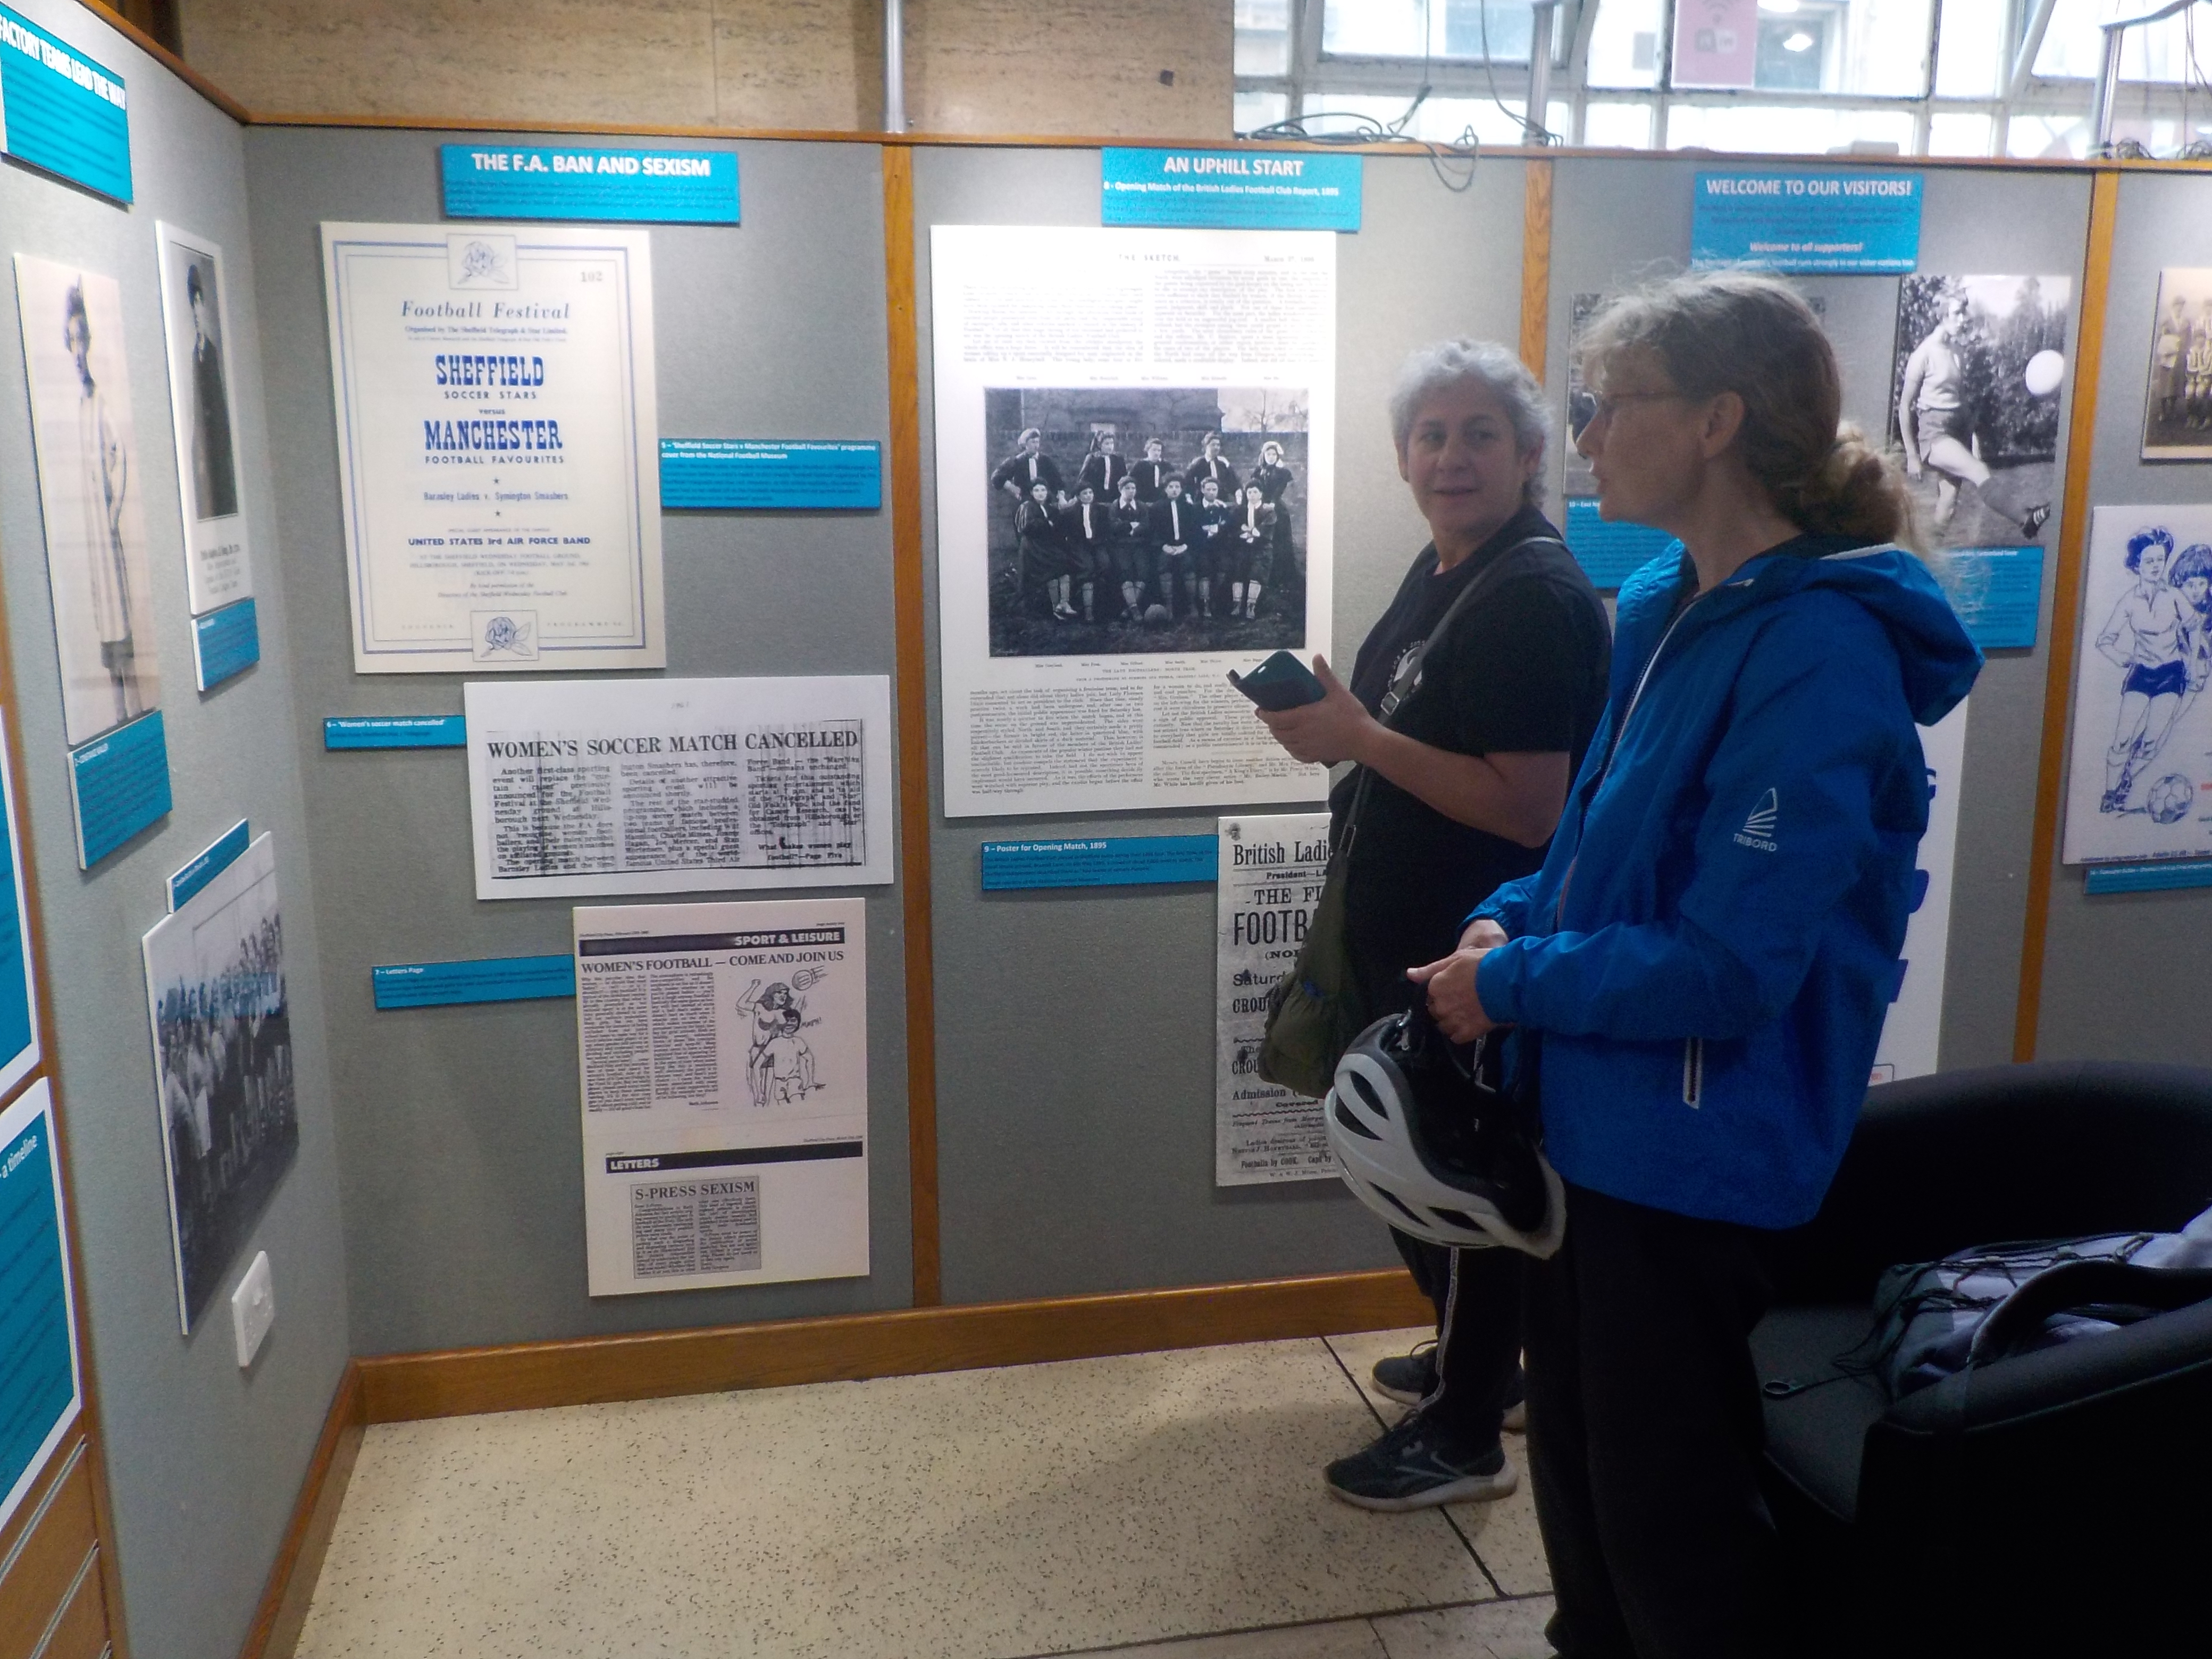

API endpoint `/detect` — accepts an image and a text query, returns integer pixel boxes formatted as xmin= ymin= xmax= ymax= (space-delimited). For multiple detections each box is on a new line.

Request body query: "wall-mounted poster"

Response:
xmin=1889 ymin=274 xmax=2069 ymax=554
xmin=141 ymin=832 xmax=297 ymax=1331
xmin=0 ymin=1080 xmax=81 ymax=1541
xmin=574 ymin=896 xmax=867 ymax=1296
xmin=2141 ymin=267 xmax=2212 ymax=460
xmin=320 ymin=222 xmax=664 ymax=673
xmin=464 ymin=675 xmax=895 ymax=900
xmin=0 ymin=709 xmax=41 ymax=1102
xmin=1869 ymin=700 xmax=1966 ymax=1084
xmin=14 ymin=255 xmax=162 ymax=746
xmin=1215 ymin=812 xmax=1332 ymax=1186
xmin=931 ymin=225 xmax=1336 ymax=818
xmin=2063 ymin=506 xmax=2212 ymax=865
xmin=155 ymin=223 xmax=252 ymax=614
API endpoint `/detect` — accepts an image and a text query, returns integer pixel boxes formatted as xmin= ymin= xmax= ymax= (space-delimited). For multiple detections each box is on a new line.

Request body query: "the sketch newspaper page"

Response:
xmin=155 ymin=223 xmax=253 ymax=613
xmin=1216 ymin=812 xmax=1334 ymax=1185
xmin=321 ymin=222 xmax=663 ymax=673
xmin=1869 ymin=700 xmax=1966 ymax=1084
xmin=575 ymin=897 xmax=868 ymax=1296
xmin=2063 ymin=505 xmax=2212 ymax=864
xmin=931 ymin=225 xmax=1335 ymax=817
xmin=465 ymin=675 xmax=894 ymax=900
xmin=14 ymin=255 xmax=163 ymax=746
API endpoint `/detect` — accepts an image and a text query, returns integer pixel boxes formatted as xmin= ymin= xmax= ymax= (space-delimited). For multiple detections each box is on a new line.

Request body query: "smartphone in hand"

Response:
xmin=1227 ymin=650 xmax=1326 ymax=711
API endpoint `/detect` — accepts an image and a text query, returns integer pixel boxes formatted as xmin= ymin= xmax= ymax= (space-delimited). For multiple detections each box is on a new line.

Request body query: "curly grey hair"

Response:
xmin=1387 ymin=339 xmax=1553 ymax=507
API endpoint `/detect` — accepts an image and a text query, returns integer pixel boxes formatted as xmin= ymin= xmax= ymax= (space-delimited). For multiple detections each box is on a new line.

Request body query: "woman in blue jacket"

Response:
xmin=1413 ymin=272 xmax=1981 ymax=1658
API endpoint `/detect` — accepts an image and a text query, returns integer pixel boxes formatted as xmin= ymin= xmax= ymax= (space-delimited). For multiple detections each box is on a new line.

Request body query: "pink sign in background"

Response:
xmin=1671 ymin=0 xmax=1758 ymax=88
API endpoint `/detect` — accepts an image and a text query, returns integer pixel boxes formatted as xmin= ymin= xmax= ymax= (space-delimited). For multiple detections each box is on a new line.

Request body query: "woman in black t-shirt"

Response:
xmin=1256 ymin=339 xmax=1609 ymax=1514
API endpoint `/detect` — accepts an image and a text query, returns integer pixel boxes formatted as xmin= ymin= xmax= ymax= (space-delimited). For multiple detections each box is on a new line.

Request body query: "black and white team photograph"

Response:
xmin=2141 ymin=266 xmax=2212 ymax=460
xmin=983 ymin=387 xmax=1309 ymax=657
xmin=1889 ymin=272 xmax=2071 ymax=549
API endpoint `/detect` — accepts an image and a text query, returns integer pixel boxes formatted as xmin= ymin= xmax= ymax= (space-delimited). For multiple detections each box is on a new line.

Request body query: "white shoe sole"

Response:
xmin=1370 ymin=1386 xmax=1526 ymax=1432
xmin=1326 ymin=1459 xmax=1520 ymax=1513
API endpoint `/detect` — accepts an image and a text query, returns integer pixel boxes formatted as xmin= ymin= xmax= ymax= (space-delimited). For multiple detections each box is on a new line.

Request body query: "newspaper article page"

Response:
xmin=1216 ymin=812 xmax=1334 ymax=1186
xmin=466 ymin=675 xmax=893 ymax=899
xmin=575 ymin=896 xmax=868 ymax=1296
xmin=932 ymin=226 xmax=1336 ymax=817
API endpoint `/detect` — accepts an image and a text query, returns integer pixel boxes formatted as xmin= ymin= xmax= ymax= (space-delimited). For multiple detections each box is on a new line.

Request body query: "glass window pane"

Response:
xmin=1588 ymin=0 xmax=1666 ymax=88
xmin=1321 ymin=0 xmax=1534 ymax=62
xmin=2036 ymin=0 xmax=2212 ymax=81
xmin=1583 ymin=100 xmax=1658 ymax=145
xmin=1234 ymin=90 xmax=1291 ymax=134
xmin=1928 ymin=111 xmax=1995 ymax=154
xmin=1299 ymin=90 xmax=1565 ymax=144
xmin=1933 ymin=0 xmax=2004 ymax=96
xmin=1665 ymin=100 xmax=1917 ymax=151
xmin=1671 ymin=0 xmax=1934 ymax=96
xmin=2005 ymin=112 xmax=2090 ymax=157
xmin=1235 ymin=0 xmax=1293 ymax=76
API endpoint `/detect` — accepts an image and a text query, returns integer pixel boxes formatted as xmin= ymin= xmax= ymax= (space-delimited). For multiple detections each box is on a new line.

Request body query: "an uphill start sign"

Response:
xmin=440 ymin=144 xmax=739 ymax=224
xmin=1103 ymin=147 xmax=1362 ymax=232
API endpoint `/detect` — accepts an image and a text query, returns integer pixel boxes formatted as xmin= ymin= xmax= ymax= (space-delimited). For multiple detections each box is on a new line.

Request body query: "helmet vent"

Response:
xmin=1373 ymin=1184 xmax=1427 ymax=1227
xmin=1331 ymin=1097 xmax=1382 ymax=1141
xmin=1431 ymin=1207 xmax=1486 ymax=1233
xmin=1347 ymin=1070 xmax=1389 ymax=1120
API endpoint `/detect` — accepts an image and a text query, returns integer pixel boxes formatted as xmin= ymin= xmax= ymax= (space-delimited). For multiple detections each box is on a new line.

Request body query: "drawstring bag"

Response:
xmin=1258 ymin=538 xmax=1565 ymax=1100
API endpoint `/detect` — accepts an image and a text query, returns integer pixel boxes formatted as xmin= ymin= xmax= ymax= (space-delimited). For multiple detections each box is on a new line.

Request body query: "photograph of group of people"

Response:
xmin=983 ymin=387 xmax=1308 ymax=657
xmin=2143 ymin=267 xmax=2212 ymax=459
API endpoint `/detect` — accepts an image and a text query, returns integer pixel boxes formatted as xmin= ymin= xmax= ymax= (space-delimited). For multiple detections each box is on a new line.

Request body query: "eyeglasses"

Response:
xmin=1579 ymin=389 xmax=1683 ymax=434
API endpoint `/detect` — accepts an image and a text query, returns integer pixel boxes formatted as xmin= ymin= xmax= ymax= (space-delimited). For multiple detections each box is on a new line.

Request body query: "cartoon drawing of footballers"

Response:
xmin=737 ymin=968 xmax=825 ymax=1108
xmin=1897 ymin=292 xmax=2052 ymax=541
xmin=2170 ymin=542 xmax=2212 ymax=731
xmin=2095 ymin=527 xmax=2194 ymax=812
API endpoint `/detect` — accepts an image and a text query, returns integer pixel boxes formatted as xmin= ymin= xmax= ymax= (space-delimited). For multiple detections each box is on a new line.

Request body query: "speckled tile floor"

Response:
xmin=292 ymin=1328 xmax=1554 ymax=1659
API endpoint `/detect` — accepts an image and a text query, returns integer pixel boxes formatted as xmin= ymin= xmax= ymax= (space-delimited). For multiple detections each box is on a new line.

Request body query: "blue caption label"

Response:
xmin=2084 ymin=858 xmax=2212 ymax=896
xmin=192 ymin=598 xmax=260 ymax=690
xmin=982 ymin=835 xmax=1219 ymax=891
xmin=1941 ymin=545 xmax=2043 ymax=650
xmin=1103 ymin=148 xmax=1361 ymax=231
xmin=1691 ymin=172 xmax=1920 ymax=274
xmin=0 ymin=1109 xmax=73 ymax=1513
xmin=373 ymin=954 xmax=578 ymax=1009
xmin=1564 ymin=501 xmax=1679 ymax=590
xmin=441 ymin=144 xmax=738 ymax=224
xmin=68 ymin=712 xmax=170 ymax=869
xmin=0 ymin=794 xmax=28 ymax=1078
xmin=0 ymin=4 xmax=129 ymax=203
xmin=167 ymin=819 xmax=249 ymax=912
xmin=660 ymin=439 xmax=883 ymax=510
xmin=324 ymin=715 xmax=467 ymax=750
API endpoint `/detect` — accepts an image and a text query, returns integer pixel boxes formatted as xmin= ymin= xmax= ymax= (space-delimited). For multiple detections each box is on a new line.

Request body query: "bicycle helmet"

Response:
xmin=1326 ymin=1008 xmax=1566 ymax=1258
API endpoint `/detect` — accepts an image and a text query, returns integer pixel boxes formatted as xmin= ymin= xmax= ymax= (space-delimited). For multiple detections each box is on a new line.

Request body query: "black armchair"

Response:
xmin=1753 ymin=1060 xmax=2212 ymax=1657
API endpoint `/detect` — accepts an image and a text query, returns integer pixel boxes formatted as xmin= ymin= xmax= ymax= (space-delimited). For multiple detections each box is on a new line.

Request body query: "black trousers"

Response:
xmin=1524 ymin=1182 xmax=1782 ymax=1659
xmin=1392 ymin=1229 xmax=1523 ymax=1445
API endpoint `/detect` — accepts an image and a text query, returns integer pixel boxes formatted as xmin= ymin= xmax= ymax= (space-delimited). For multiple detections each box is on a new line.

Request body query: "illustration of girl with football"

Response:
xmin=2095 ymin=526 xmax=2195 ymax=814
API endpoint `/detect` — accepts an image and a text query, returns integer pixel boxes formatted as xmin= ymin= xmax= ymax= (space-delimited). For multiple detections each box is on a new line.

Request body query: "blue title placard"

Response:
xmin=324 ymin=715 xmax=467 ymax=750
xmin=441 ymin=144 xmax=738 ymax=224
xmin=0 ymin=1094 xmax=77 ymax=1533
xmin=168 ymin=819 xmax=249 ymax=912
xmin=192 ymin=598 xmax=260 ymax=691
xmin=982 ymin=835 xmax=1220 ymax=891
xmin=373 ymin=954 xmax=579 ymax=1010
xmin=661 ymin=440 xmax=883 ymax=510
xmin=0 ymin=4 xmax=130 ymax=203
xmin=0 ymin=783 xmax=29 ymax=1082
xmin=1103 ymin=148 xmax=1362 ymax=231
xmin=1565 ymin=500 xmax=1680 ymax=590
xmin=1941 ymin=545 xmax=2043 ymax=651
xmin=68 ymin=712 xmax=170 ymax=869
xmin=2084 ymin=858 xmax=2212 ymax=896
xmin=1691 ymin=172 xmax=1920 ymax=274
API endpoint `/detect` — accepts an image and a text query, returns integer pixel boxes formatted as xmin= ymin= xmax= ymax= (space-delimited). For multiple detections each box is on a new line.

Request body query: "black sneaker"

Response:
xmin=1324 ymin=1411 xmax=1518 ymax=1511
xmin=1371 ymin=1342 xmax=1436 ymax=1406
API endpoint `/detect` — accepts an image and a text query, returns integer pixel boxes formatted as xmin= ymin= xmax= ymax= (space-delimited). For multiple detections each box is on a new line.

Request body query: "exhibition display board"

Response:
xmin=0 ymin=2 xmax=2209 ymax=1653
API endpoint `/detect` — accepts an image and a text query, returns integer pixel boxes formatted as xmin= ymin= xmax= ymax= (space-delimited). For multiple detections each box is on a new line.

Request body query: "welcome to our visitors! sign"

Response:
xmin=1691 ymin=171 xmax=1922 ymax=274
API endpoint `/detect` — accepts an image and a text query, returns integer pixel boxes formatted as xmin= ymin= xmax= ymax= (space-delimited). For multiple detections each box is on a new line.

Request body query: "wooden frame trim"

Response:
xmin=2013 ymin=167 xmax=2121 ymax=1062
xmin=882 ymin=147 xmax=941 ymax=1309
xmin=1519 ymin=159 xmax=1554 ymax=379
xmin=238 ymin=1365 xmax=364 ymax=1659
xmin=356 ymin=1269 xmax=1431 ymax=1425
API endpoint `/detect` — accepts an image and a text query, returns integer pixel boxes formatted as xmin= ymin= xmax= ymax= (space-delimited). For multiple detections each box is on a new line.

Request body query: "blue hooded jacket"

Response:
xmin=1470 ymin=540 xmax=1983 ymax=1229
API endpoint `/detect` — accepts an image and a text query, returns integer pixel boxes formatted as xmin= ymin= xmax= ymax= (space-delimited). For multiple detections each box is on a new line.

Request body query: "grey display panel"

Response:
xmin=241 ymin=129 xmax=914 ymax=1353
xmin=2038 ymin=170 xmax=2212 ymax=1067
xmin=1545 ymin=158 xmax=2095 ymax=1074
xmin=911 ymin=148 xmax=1532 ymax=1303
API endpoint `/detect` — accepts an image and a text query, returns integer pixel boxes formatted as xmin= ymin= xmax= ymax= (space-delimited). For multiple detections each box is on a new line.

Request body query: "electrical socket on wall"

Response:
xmin=231 ymin=1250 xmax=274 ymax=1368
